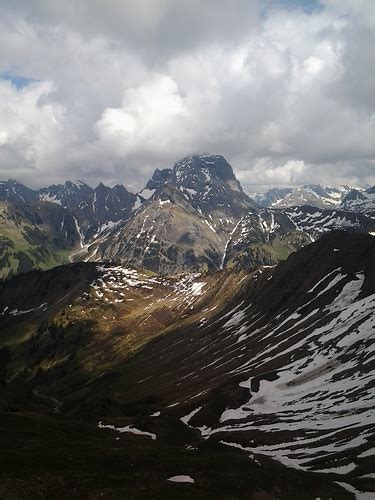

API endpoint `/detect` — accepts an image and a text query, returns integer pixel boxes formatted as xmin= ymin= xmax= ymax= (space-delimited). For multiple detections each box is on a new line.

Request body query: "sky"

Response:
xmin=0 ymin=0 xmax=374 ymax=191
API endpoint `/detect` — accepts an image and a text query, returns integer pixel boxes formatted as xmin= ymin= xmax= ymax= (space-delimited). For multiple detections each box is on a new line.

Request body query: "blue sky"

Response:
xmin=0 ymin=73 xmax=36 ymax=89
xmin=278 ymin=0 xmax=321 ymax=12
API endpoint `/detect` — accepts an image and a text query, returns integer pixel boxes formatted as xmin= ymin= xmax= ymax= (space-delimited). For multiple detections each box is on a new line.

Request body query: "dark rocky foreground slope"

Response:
xmin=0 ymin=232 xmax=374 ymax=498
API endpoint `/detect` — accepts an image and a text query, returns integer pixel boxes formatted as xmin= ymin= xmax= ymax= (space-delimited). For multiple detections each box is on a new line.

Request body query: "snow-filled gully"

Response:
xmin=175 ymin=269 xmax=375 ymax=489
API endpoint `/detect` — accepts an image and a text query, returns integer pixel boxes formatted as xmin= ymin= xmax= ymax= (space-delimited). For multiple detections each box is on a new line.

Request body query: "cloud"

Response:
xmin=0 ymin=0 xmax=260 ymax=59
xmin=0 ymin=0 xmax=374 ymax=189
xmin=0 ymin=80 xmax=66 ymax=176
xmin=95 ymin=75 xmax=190 ymax=156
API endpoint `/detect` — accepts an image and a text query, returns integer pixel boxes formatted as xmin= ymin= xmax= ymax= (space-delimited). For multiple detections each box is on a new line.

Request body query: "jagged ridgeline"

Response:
xmin=1 ymin=155 xmax=375 ymax=278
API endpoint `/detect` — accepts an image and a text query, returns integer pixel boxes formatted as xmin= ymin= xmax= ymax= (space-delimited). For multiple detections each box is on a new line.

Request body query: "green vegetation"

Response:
xmin=0 ymin=202 xmax=75 ymax=280
xmin=226 ymin=231 xmax=312 ymax=269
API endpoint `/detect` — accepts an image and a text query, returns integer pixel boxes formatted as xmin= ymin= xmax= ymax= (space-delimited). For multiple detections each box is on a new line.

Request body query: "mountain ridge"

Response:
xmin=1 ymin=155 xmax=375 ymax=278
xmin=251 ymin=184 xmax=355 ymax=209
xmin=1 ymin=231 xmax=374 ymax=497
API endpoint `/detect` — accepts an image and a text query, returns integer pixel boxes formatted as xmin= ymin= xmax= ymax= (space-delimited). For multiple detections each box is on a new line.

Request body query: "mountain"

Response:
xmin=341 ymin=186 xmax=375 ymax=218
xmin=0 ymin=164 xmax=374 ymax=279
xmin=253 ymin=184 xmax=352 ymax=209
xmin=114 ymin=231 xmax=375 ymax=486
xmin=79 ymin=161 xmax=375 ymax=275
xmin=0 ymin=231 xmax=374 ymax=497
xmin=138 ymin=167 xmax=172 ymax=197
xmin=39 ymin=180 xmax=137 ymax=239
xmin=38 ymin=179 xmax=93 ymax=208
xmin=168 ymin=154 xmax=255 ymax=217
xmin=0 ymin=179 xmax=38 ymax=203
xmin=0 ymin=179 xmax=137 ymax=240
xmin=93 ymin=182 xmax=137 ymax=226
xmin=83 ymin=154 xmax=258 ymax=273
xmin=0 ymin=201 xmax=80 ymax=279
xmin=138 ymin=154 xmax=255 ymax=217
xmin=222 ymin=206 xmax=375 ymax=269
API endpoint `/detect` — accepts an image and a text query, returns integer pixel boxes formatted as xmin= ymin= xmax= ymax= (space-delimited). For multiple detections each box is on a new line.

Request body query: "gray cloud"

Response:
xmin=0 ymin=0 xmax=374 ymax=190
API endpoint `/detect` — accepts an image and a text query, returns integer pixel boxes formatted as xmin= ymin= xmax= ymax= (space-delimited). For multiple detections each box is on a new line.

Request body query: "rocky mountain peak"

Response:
xmin=171 ymin=154 xmax=236 ymax=188
xmin=93 ymin=182 xmax=136 ymax=222
xmin=144 ymin=168 xmax=172 ymax=191
xmin=65 ymin=180 xmax=88 ymax=189
xmin=38 ymin=180 xmax=93 ymax=207
xmin=0 ymin=179 xmax=38 ymax=203
xmin=96 ymin=182 xmax=106 ymax=190
xmin=342 ymin=188 xmax=367 ymax=204
xmin=340 ymin=186 xmax=375 ymax=218
xmin=139 ymin=154 xmax=250 ymax=211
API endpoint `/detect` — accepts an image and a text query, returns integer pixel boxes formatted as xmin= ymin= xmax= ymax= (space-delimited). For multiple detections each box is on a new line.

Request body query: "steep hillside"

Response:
xmin=0 ymin=201 xmax=80 ymax=279
xmin=0 ymin=232 xmax=374 ymax=497
xmin=0 ymin=261 xmax=245 ymax=396
xmin=341 ymin=186 xmax=375 ymax=219
xmin=109 ymin=231 xmax=375 ymax=496
xmin=83 ymin=154 xmax=258 ymax=273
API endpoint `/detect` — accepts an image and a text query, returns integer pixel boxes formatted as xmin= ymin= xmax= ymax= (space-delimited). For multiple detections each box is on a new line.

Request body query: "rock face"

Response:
xmin=39 ymin=180 xmax=136 ymax=238
xmin=91 ymin=154 xmax=258 ymax=273
xmin=92 ymin=183 xmax=136 ymax=227
xmin=0 ymin=180 xmax=38 ymax=204
xmin=341 ymin=186 xmax=375 ymax=218
xmin=170 ymin=154 xmax=255 ymax=217
xmin=143 ymin=167 xmax=172 ymax=191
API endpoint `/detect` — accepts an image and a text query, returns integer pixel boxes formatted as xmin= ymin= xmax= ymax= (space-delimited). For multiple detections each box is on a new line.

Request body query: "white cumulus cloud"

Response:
xmin=0 ymin=0 xmax=374 ymax=189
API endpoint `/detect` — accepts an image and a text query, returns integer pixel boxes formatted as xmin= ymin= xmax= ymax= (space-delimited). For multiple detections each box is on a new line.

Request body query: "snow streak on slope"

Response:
xmin=89 ymin=265 xmax=207 ymax=308
xmin=120 ymin=233 xmax=375 ymax=494
xmin=220 ymin=218 xmax=243 ymax=269
xmin=284 ymin=207 xmax=362 ymax=234
xmin=184 ymin=269 xmax=375 ymax=479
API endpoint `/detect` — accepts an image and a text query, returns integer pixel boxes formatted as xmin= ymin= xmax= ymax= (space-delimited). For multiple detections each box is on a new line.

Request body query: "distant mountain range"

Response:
xmin=0 ymin=178 xmax=136 ymax=240
xmin=0 ymin=155 xmax=374 ymax=278
xmin=251 ymin=184 xmax=352 ymax=209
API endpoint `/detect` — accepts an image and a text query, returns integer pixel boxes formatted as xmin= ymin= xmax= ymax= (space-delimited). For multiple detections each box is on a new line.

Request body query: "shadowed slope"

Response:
xmin=0 ymin=232 xmax=374 ymax=497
